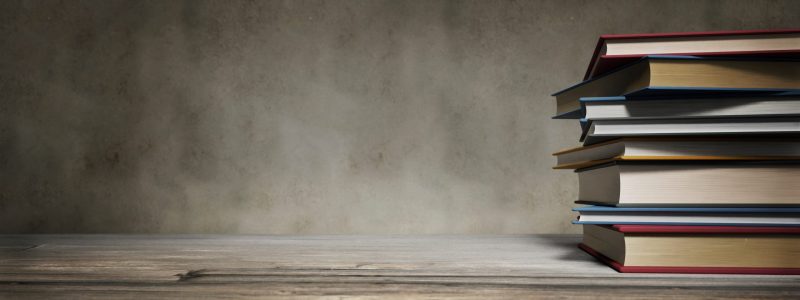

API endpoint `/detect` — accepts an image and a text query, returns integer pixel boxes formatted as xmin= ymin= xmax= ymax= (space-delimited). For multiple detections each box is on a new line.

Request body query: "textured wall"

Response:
xmin=1 ymin=0 xmax=798 ymax=233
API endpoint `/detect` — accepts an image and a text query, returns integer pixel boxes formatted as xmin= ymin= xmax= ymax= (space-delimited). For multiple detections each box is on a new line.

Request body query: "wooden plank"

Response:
xmin=0 ymin=235 xmax=798 ymax=298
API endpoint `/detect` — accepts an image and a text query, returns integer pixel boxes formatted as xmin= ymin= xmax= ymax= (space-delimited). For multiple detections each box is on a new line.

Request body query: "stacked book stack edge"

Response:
xmin=551 ymin=29 xmax=800 ymax=274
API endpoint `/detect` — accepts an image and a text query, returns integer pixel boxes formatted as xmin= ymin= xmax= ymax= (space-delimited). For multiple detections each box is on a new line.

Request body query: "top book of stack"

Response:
xmin=553 ymin=30 xmax=800 ymax=118
xmin=585 ymin=29 xmax=800 ymax=80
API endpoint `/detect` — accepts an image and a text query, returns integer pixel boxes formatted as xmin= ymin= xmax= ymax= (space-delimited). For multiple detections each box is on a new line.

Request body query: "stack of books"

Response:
xmin=551 ymin=29 xmax=800 ymax=274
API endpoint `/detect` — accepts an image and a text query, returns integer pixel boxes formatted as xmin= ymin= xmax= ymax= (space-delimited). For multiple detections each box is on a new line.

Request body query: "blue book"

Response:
xmin=572 ymin=205 xmax=800 ymax=226
xmin=551 ymin=55 xmax=800 ymax=119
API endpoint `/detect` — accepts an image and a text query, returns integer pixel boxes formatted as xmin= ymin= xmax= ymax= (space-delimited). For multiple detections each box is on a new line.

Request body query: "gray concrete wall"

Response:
xmin=1 ymin=0 xmax=798 ymax=234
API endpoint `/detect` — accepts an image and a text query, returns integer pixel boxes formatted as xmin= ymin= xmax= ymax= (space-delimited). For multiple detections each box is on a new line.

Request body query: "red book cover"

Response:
xmin=610 ymin=225 xmax=800 ymax=234
xmin=584 ymin=29 xmax=800 ymax=80
xmin=578 ymin=243 xmax=800 ymax=275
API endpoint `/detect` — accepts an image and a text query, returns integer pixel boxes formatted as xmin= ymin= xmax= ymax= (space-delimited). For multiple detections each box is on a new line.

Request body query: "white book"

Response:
xmin=582 ymin=96 xmax=800 ymax=120
xmin=582 ymin=117 xmax=800 ymax=145
xmin=577 ymin=162 xmax=800 ymax=206
xmin=574 ymin=207 xmax=800 ymax=226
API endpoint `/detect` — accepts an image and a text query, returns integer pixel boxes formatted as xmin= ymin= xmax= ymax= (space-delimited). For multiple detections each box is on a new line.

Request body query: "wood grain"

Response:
xmin=1 ymin=235 xmax=798 ymax=298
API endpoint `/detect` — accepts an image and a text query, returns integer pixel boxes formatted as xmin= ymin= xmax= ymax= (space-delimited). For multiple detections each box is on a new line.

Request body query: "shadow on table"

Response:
xmin=533 ymin=235 xmax=600 ymax=263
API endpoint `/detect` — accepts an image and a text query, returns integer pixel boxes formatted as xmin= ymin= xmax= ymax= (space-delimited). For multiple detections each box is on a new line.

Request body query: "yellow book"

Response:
xmin=552 ymin=137 xmax=800 ymax=169
xmin=581 ymin=224 xmax=800 ymax=271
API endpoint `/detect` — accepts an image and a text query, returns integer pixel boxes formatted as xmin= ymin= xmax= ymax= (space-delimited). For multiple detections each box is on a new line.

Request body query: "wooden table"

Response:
xmin=1 ymin=235 xmax=798 ymax=298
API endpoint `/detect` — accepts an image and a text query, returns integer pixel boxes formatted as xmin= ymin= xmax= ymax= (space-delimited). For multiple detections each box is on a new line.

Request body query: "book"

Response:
xmin=581 ymin=117 xmax=800 ymax=145
xmin=579 ymin=224 xmax=800 ymax=274
xmin=551 ymin=56 xmax=800 ymax=117
xmin=576 ymin=161 xmax=800 ymax=206
xmin=553 ymin=137 xmax=800 ymax=169
xmin=581 ymin=95 xmax=800 ymax=120
xmin=573 ymin=206 xmax=800 ymax=226
xmin=584 ymin=29 xmax=800 ymax=80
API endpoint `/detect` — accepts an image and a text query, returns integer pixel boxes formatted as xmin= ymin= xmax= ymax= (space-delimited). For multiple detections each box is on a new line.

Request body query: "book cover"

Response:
xmin=573 ymin=207 xmax=800 ymax=226
xmin=608 ymin=224 xmax=800 ymax=234
xmin=574 ymin=206 xmax=800 ymax=213
xmin=584 ymin=29 xmax=800 ymax=80
xmin=578 ymin=243 xmax=800 ymax=274
xmin=552 ymin=55 xmax=800 ymax=118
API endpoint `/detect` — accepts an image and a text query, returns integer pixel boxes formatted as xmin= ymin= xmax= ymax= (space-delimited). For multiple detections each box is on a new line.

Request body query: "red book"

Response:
xmin=580 ymin=224 xmax=800 ymax=274
xmin=584 ymin=29 xmax=800 ymax=80
xmin=611 ymin=224 xmax=800 ymax=234
xmin=579 ymin=243 xmax=800 ymax=275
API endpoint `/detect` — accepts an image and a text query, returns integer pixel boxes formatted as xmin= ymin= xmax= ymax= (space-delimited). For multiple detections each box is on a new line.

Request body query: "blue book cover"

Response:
xmin=571 ymin=206 xmax=800 ymax=226
xmin=578 ymin=118 xmax=589 ymax=133
xmin=553 ymin=91 xmax=800 ymax=119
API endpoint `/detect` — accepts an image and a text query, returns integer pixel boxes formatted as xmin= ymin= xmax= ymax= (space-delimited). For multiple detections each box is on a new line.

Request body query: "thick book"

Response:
xmin=573 ymin=206 xmax=800 ymax=226
xmin=551 ymin=56 xmax=800 ymax=117
xmin=552 ymin=137 xmax=800 ymax=169
xmin=579 ymin=224 xmax=800 ymax=274
xmin=584 ymin=29 xmax=800 ymax=80
xmin=581 ymin=95 xmax=800 ymax=120
xmin=580 ymin=117 xmax=800 ymax=145
xmin=576 ymin=161 xmax=800 ymax=206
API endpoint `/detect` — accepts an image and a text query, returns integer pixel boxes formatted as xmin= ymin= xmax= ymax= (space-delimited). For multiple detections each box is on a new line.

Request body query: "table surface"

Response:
xmin=1 ymin=235 xmax=798 ymax=299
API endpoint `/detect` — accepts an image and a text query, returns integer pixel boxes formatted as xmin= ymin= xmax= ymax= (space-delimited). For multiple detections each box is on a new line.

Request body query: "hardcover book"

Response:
xmin=573 ymin=206 xmax=800 ymax=226
xmin=580 ymin=117 xmax=800 ymax=146
xmin=584 ymin=29 xmax=800 ymax=80
xmin=576 ymin=161 xmax=800 ymax=206
xmin=552 ymin=56 xmax=800 ymax=117
xmin=552 ymin=137 xmax=800 ymax=169
xmin=579 ymin=224 xmax=800 ymax=274
xmin=580 ymin=95 xmax=800 ymax=120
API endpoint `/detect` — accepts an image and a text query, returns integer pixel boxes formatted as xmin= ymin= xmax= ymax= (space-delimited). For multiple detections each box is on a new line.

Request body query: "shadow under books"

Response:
xmin=533 ymin=235 xmax=601 ymax=264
